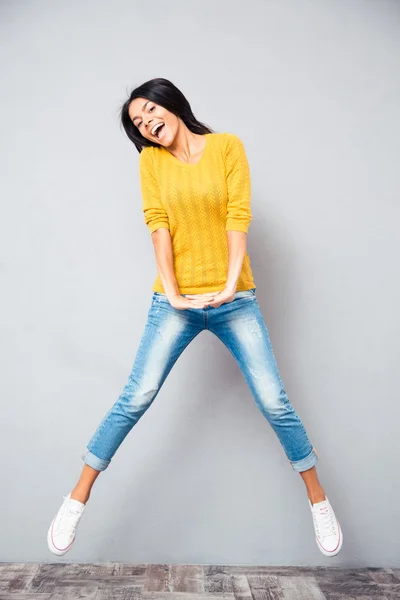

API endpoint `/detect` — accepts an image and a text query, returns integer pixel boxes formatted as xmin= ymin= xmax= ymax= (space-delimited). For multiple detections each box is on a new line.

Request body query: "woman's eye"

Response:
xmin=150 ymin=106 xmax=155 ymax=112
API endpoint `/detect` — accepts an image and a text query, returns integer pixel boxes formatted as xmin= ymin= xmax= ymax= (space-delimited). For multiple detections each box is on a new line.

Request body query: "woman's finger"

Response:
xmin=185 ymin=292 xmax=220 ymax=299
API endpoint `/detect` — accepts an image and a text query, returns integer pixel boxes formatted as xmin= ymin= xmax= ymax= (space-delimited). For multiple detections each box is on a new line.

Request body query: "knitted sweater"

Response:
xmin=139 ymin=131 xmax=256 ymax=294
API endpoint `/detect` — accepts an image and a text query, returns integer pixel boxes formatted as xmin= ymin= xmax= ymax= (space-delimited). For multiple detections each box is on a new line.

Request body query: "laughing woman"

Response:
xmin=47 ymin=77 xmax=342 ymax=558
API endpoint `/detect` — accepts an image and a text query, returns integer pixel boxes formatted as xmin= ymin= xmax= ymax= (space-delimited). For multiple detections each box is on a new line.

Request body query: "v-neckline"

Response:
xmin=161 ymin=133 xmax=211 ymax=168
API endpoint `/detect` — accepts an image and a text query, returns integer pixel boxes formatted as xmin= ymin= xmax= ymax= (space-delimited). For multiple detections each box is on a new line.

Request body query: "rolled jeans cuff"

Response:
xmin=81 ymin=448 xmax=111 ymax=472
xmin=290 ymin=447 xmax=319 ymax=473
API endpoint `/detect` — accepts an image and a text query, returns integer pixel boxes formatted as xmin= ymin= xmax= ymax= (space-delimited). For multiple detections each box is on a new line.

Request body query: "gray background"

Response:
xmin=1 ymin=0 xmax=399 ymax=566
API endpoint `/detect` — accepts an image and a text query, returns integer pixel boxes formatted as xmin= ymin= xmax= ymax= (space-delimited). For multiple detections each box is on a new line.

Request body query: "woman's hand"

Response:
xmin=168 ymin=290 xmax=230 ymax=310
xmin=205 ymin=287 xmax=235 ymax=308
xmin=168 ymin=288 xmax=236 ymax=310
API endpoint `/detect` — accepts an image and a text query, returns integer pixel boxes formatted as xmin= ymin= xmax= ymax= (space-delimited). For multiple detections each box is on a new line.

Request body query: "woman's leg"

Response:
xmin=71 ymin=465 xmax=100 ymax=504
xmin=208 ymin=289 xmax=322 ymax=498
xmin=72 ymin=293 xmax=203 ymax=501
xmin=299 ymin=465 xmax=325 ymax=504
xmin=209 ymin=290 xmax=343 ymax=556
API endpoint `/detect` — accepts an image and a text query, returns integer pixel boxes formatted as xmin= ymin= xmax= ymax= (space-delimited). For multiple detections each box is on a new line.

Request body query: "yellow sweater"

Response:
xmin=139 ymin=131 xmax=256 ymax=294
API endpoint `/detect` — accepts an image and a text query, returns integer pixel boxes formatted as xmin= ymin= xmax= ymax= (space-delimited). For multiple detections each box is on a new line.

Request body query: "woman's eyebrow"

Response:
xmin=132 ymin=101 xmax=151 ymax=123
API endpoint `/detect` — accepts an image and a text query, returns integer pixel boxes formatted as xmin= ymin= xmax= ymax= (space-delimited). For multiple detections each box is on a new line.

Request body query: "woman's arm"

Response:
xmin=150 ymin=228 xmax=180 ymax=300
xmin=225 ymin=230 xmax=247 ymax=293
xmin=139 ymin=148 xmax=180 ymax=300
xmin=224 ymin=133 xmax=252 ymax=293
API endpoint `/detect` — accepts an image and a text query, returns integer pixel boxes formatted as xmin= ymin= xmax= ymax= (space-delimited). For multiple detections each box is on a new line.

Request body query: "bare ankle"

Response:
xmin=70 ymin=488 xmax=91 ymax=504
xmin=308 ymin=487 xmax=326 ymax=505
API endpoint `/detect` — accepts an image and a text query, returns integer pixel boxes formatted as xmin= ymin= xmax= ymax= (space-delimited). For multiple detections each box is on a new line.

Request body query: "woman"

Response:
xmin=47 ymin=78 xmax=342 ymax=558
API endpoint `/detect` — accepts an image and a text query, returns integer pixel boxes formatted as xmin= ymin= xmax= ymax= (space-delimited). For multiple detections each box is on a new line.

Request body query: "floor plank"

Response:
xmin=0 ymin=564 xmax=398 ymax=599
xmin=279 ymin=576 xmax=325 ymax=600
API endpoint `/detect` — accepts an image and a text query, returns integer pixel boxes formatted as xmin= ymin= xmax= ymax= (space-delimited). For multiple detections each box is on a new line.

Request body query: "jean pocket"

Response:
xmin=152 ymin=292 xmax=170 ymax=304
xmin=234 ymin=288 xmax=256 ymax=300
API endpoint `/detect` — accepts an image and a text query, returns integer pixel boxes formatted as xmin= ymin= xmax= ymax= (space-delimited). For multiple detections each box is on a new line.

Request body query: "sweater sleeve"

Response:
xmin=224 ymin=133 xmax=252 ymax=233
xmin=139 ymin=147 xmax=170 ymax=233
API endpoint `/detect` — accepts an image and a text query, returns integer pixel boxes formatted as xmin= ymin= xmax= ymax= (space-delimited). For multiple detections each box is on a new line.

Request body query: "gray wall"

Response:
xmin=1 ymin=0 xmax=399 ymax=566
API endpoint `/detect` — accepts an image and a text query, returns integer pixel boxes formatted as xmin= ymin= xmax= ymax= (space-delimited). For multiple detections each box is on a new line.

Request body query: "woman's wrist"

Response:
xmin=224 ymin=284 xmax=237 ymax=294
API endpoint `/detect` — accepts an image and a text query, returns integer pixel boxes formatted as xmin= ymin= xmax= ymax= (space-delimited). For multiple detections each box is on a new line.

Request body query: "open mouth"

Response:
xmin=155 ymin=124 xmax=166 ymax=139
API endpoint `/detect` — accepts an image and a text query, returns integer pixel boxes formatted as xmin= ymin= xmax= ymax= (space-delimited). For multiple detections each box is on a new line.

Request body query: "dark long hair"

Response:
xmin=119 ymin=77 xmax=214 ymax=153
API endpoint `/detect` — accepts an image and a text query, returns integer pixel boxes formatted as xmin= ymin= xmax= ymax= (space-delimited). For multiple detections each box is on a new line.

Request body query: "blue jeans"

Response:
xmin=82 ymin=288 xmax=318 ymax=473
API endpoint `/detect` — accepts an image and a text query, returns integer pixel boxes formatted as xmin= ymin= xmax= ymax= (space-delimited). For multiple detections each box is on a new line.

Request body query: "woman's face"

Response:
xmin=128 ymin=97 xmax=177 ymax=146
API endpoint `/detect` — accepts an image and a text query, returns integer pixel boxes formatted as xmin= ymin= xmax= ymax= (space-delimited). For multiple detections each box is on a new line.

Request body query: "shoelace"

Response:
xmin=312 ymin=502 xmax=336 ymax=538
xmin=55 ymin=496 xmax=84 ymax=538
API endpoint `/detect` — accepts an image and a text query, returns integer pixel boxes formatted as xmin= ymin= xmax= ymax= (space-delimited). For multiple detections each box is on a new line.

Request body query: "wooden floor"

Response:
xmin=0 ymin=563 xmax=399 ymax=599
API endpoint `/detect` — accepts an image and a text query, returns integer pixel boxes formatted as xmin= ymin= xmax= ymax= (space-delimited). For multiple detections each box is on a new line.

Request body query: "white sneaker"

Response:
xmin=309 ymin=495 xmax=343 ymax=556
xmin=47 ymin=492 xmax=86 ymax=556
